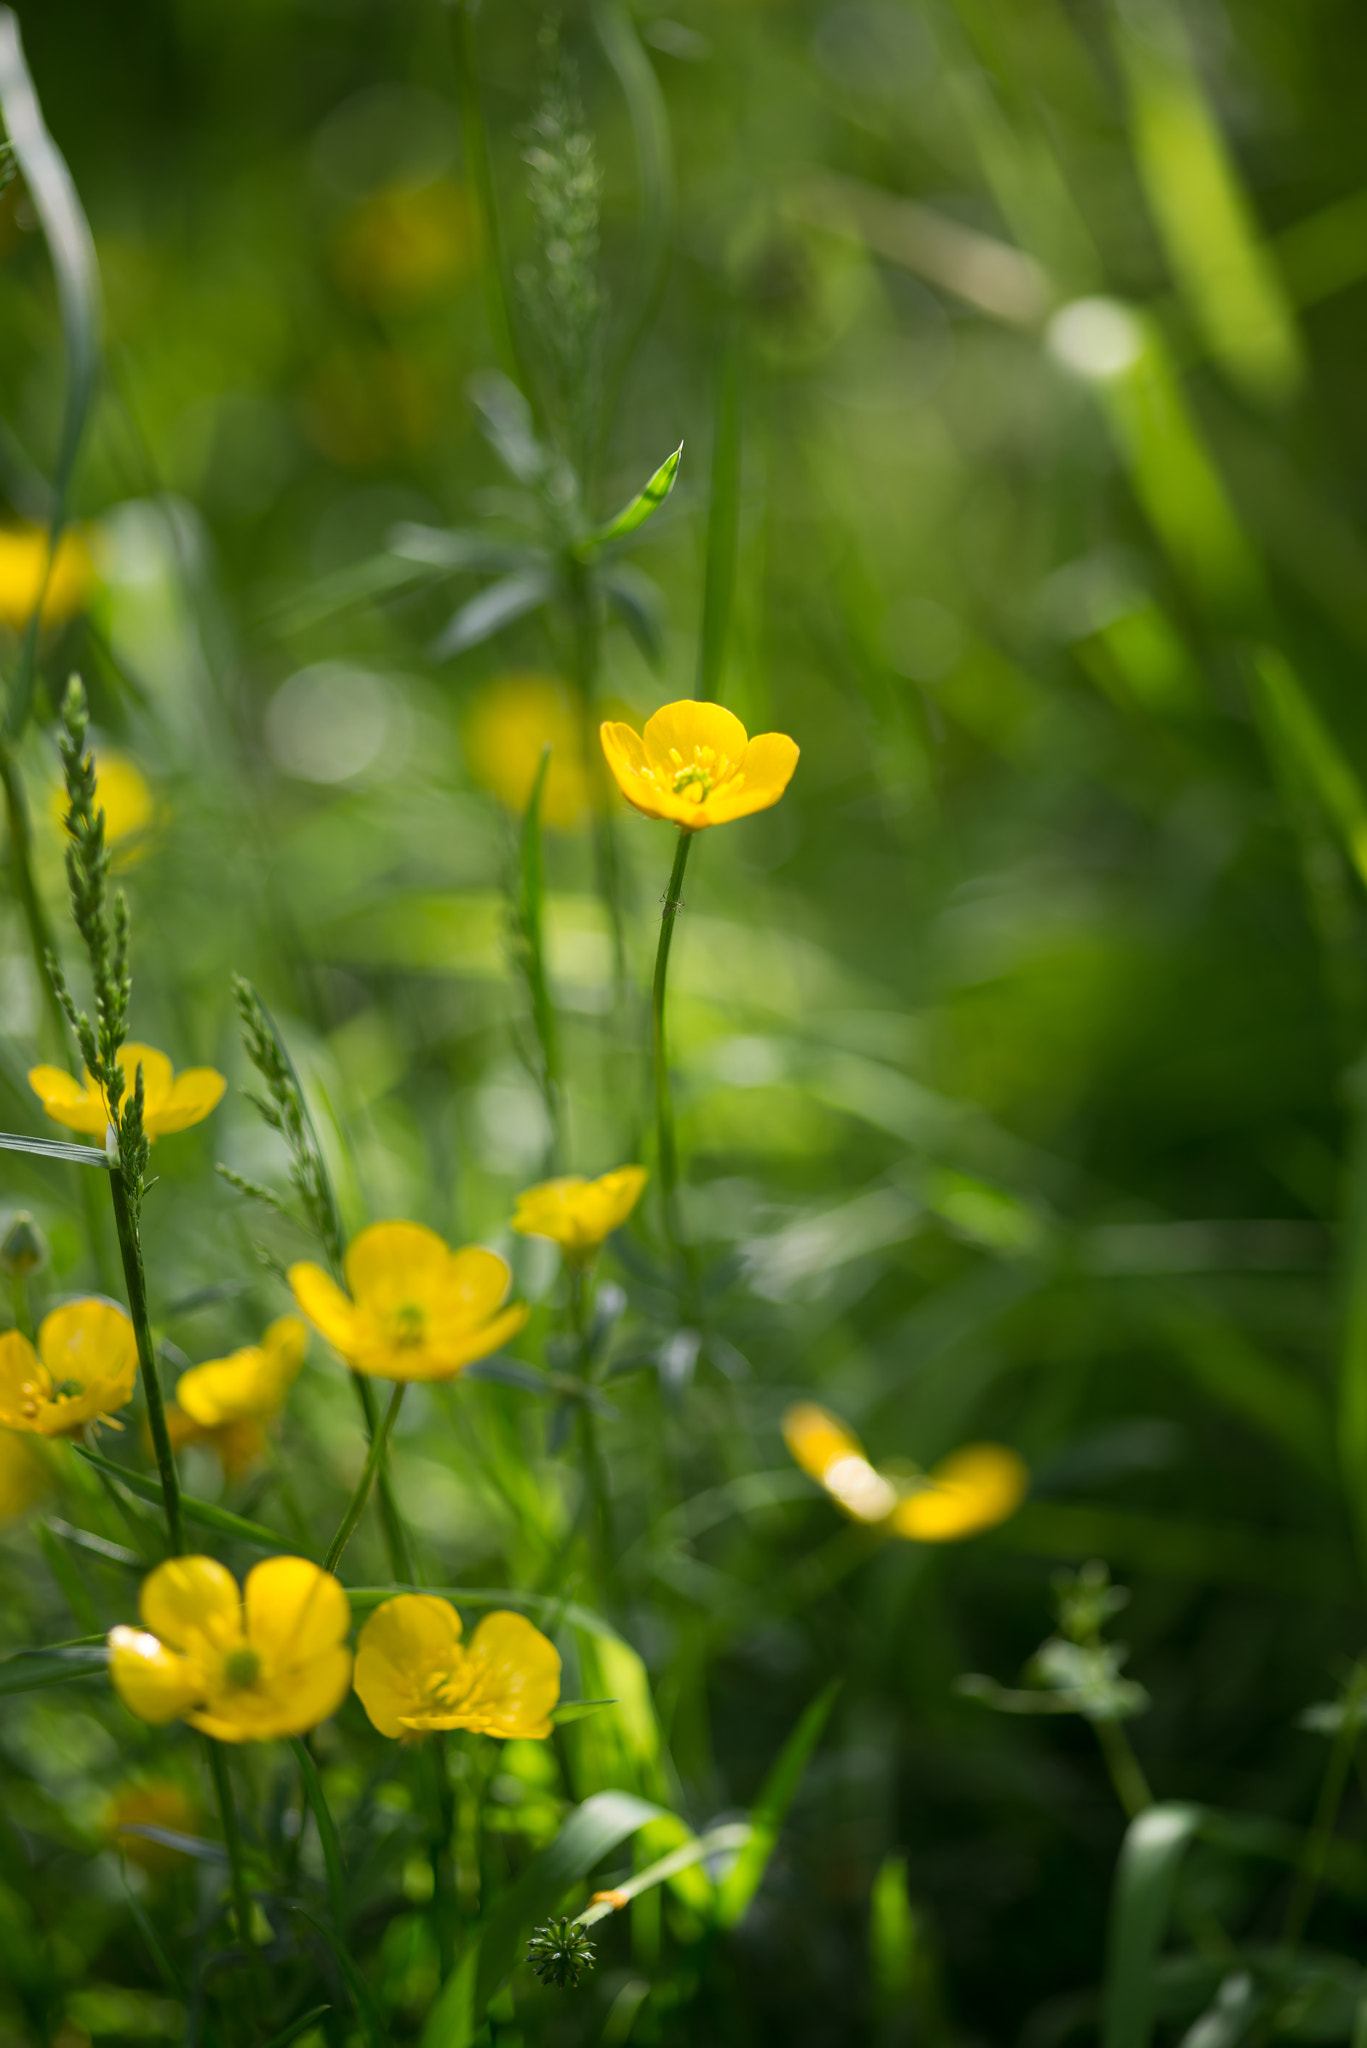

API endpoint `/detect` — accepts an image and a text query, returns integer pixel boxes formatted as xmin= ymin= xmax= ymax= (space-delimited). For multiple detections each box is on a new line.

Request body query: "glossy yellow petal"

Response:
xmin=28 ymin=1064 xmax=108 ymax=1136
xmin=463 ymin=1611 xmax=561 ymax=1738
xmin=642 ymin=699 xmax=749 ymax=779
xmin=263 ymin=1315 xmax=309 ymax=1377
xmin=344 ymin=1220 xmax=452 ymax=1312
xmin=289 ymin=1261 xmax=365 ymax=1360
xmin=889 ymin=1444 xmax=1029 ymax=1544
xmin=782 ymin=1401 xmax=865 ymax=1482
xmin=140 ymin=1555 xmax=243 ymax=1656
xmin=512 ymin=1166 xmax=647 ymax=1258
xmin=244 ymin=1556 xmax=351 ymax=1665
xmin=702 ymin=733 xmax=801 ymax=824
xmin=354 ymin=1593 xmax=465 ymax=1738
xmin=108 ymin=1627 xmax=204 ymax=1726
xmin=39 ymin=1299 xmax=136 ymax=1399
xmin=384 ymin=1300 xmax=529 ymax=1383
xmin=175 ymin=1347 xmax=264 ymax=1427
xmin=435 ymin=1245 xmax=514 ymax=1323
xmin=0 ymin=1329 xmax=46 ymax=1432
xmin=0 ymin=1427 xmax=49 ymax=1520
xmin=150 ymin=1067 xmax=226 ymax=1137
xmin=0 ymin=525 xmax=95 ymax=630
xmin=190 ymin=1645 xmax=353 ymax=1743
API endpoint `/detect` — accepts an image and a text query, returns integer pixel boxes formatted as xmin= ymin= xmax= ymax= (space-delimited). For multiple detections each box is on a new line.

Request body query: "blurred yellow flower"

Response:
xmin=29 ymin=1043 xmax=225 ymax=1142
xmin=511 ymin=1165 xmax=647 ymax=1263
xmin=108 ymin=1555 xmax=352 ymax=1743
xmin=782 ymin=1402 xmax=1027 ymax=1544
xmin=600 ymin=699 xmax=799 ymax=831
xmin=332 ymin=178 xmax=480 ymax=310
xmin=0 ymin=1301 xmax=136 ymax=1436
xmin=465 ymin=672 xmax=592 ymax=830
xmin=50 ymin=750 xmax=155 ymax=852
xmin=354 ymin=1593 xmax=560 ymax=1739
xmin=176 ymin=1316 xmax=306 ymax=1428
xmin=0 ymin=524 xmax=95 ymax=631
xmin=165 ymin=1406 xmax=265 ymax=1481
xmin=290 ymin=1221 xmax=527 ymax=1383
xmin=0 ymin=1427 xmax=50 ymax=1521
xmin=102 ymin=1780 xmax=200 ymax=1874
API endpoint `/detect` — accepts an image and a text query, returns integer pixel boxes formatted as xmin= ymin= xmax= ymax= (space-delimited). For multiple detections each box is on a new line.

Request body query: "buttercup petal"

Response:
xmin=641 ymin=700 xmax=749 ymax=780
xmin=890 ymin=1444 xmax=1028 ymax=1543
xmin=176 ymin=1347 xmax=268 ymax=1427
xmin=344 ymin=1220 xmax=452 ymax=1313
xmin=115 ymin=1045 xmax=175 ymax=1116
xmin=244 ymin=1556 xmax=350 ymax=1665
xmin=437 ymin=1245 xmax=513 ymax=1322
xmin=0 ymin=1428 xmax=48 ymax=1521
xmin=108 ymin=1628 xmax=204 ymax=1726
xmin=151 ymin=1067 xmax=226 ymax=1136
xmin=263 ymin=1316 xmax=308 ymax=1377
xmin=39 ymin=1300 xmax=137 ymax=1408
xmin=703 ymin=733 xmax=801 ymax=824
xmin=466 ymin=1611 xmax=561 ymax=1738
xmin=28 ymin=1065 xmax=107 ymax=1135
xmin=0 ymin=1330 xmax=45 ymax=1431
xmin=354 ymin=1593 xmax=465 ymax=1737
xmin=191 ymin=1645 xmax=353 ymax=1743
xmin=289 ymin=1262 xmax=365 ymax=1359
xmin=782 ymin=1402 xmax=865 ymax=1482
xmin=393 ymin=1301 xmax=529 ymax=1382
xmin=140 ymin=1555 xmax=242 ymax=1655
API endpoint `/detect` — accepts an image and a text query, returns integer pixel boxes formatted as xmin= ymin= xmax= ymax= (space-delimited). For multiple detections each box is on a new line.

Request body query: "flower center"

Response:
xmin=666 ymin=743 xmax=738 ymax=806
xmin=223 ymin=1646 xmax=261 ymax=1689
xmin=53 ymin=1378 xmax=85 ymax=1400
xmin=394 ymin=1303 xmax=425 ymax=1348
xmin=671 ymin=762 xmax=714 ymax=801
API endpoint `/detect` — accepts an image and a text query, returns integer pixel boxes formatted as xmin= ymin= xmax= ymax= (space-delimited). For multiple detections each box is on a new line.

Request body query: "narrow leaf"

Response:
xmin=0 ymin=1129 xmax=110 ymax=1168
xmin=715 ymin=1678 xmax=841 ymax=1928
xmin=600 ymin=563 xmax=666 ymax=668
xmin=262 ymin=2010 xmax=333 ymax=2048
xmin=389 ymin=524 xmax=538 ymax=574
xmin=1253 ymin=645 xmax=1367 ymax=889
xmin=1100 ymin=1802 xmax=1204 ymax=2048
xmin=290 ymin=1739 xmax=347 ymax=1934
xmin=585 ymin=444 xmax=682 ymax=551
xmin=551 ymin=1699 xmax=617 ymax=1726
xmin=468 ymin=371 xmax=545 ymax=486
xmin=574 ymin=1821 xmax=750 ymax=1927
xmin=72 ymin=1445 xmax=295 ymax=1553
xmin=0 ymin=1649 xmax=106 ymax=1698
xmin=428 ymin=567 xmax=553 ymax=662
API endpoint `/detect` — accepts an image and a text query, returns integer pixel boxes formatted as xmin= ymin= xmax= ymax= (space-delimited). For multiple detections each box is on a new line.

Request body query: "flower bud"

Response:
xmin=0 ymin=1212 xmax=47 ymax=1276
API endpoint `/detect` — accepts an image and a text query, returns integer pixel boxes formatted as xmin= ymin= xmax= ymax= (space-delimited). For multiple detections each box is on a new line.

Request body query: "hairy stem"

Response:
xmin=325 ymin=1380 xmax=406 ymax=1574
xmin=108 ymin=1164 xmax=183 ymax=1555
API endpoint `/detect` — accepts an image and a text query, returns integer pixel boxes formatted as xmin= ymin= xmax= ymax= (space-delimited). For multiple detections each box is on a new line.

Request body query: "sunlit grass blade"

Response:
xmin=0 ymin=1128 xmax=110 ymax=1168
xmin=582 ymin=443 xmax=681 ymax=552
xmin=574 ymin=1821 xmax=750 ymax=1928
xmin=262 ymin=2010 xmax=333 ymax=2048
xmin=72 ymin=1444 xmax=297 ymax=1554
xmin=1100 ymin=1803 xmax=1203 ymax=2048
xmin=714 ymin=1678 xmax=841 ymax=1928
xmin=0 ymin=8 xmax=101 ymax=739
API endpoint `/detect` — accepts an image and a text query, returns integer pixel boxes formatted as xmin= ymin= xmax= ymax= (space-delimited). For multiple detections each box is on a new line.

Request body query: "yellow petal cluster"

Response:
xmin=511 ymin=1165 xmax=647 ymax=1262
xmin=108 ymin=1556 xmax=352 ymax=1743
xmin=28 ymin=1044 xmax=225 ymax=1143
xmin=783 ymin=1402 xmax=1027 ymax=1544
xmin=101 ymin=1780 xmax=200 ymax=1874
xmin=0 ymin=1428 xmax=50 ymax=1521
xmin=0 ymin=1301 xmax=137 ymax=1436
xmin=0 ymin=524 xmax=95 ymax=631
xmin=599 ymin=699 xmax=799 ymax=831
xmin=354 ymin=1594 xmax=560 ymax=1740
xmin=464 ymin=671 xmax=592 ymax=830
xmin=289 ymin=1221 xmax=528 ymax=1382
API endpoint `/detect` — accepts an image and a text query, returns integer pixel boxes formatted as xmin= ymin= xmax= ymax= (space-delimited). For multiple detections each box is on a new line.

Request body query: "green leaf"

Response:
xmin=293 ymin=1905 xmax=389 ymax=2048
xmin=262 ymin=2009 xmax=333 ymax=2048
xmin=584 ymin=443 xmax=682 ymax=551
xmin=1100 ymin=1802 xmax=1203 ymax=2048
xmin=71 ymin=1445 xmax=296 ymax=1554
xmin=600 ymin=563 xmax=665 ymax=668
xmin=714 ymin=1678 xmax=841 ymax=1928
xmin=574 ymin=1821 xmax=750 ymax=1927
xmin=0 ymin=1648 xmax=106 ymax=1699
xmin=0 ymin=1129 xmax=110 ymax=1168
xmin=429 ymin=567 xmax=553 ymax=661
xmin=1253 ymin=645 xmax=1367 ymax=889
xmin=551 ymin=1699 xmax=617 ymax=1725
xmin=389 ymin=524 xmax=539 ymax=574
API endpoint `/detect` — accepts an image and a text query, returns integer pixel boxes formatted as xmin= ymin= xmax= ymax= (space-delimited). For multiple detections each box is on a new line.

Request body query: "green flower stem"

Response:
xmin=567 ymin=552 xmax=630 ymax=1002
xmin=108 ymin=1162 xmax=184 ymax=1556
xmin=652 ymin=827 xmax=695 ymax=1273
xmin=1093 ymin=1715 xmax=1154 ymax=1822
xmin=426 ymin=1733 xmax=458 ymax=1979
xmin=290 ymin=1737 xmax=346 ymax=1936
xmin=348 ymin=1372 xmax=414 ymax=1585
xmin=568 ymin=1262 xmax=617 ymax=1604
xmin=206 ymin=1738 xmax=264 ymax=2010
xmin=1282 ymin=1687 xmax=1365 ymax=1950
xmin=324 ymin=1380 xmax=406 ymax=1574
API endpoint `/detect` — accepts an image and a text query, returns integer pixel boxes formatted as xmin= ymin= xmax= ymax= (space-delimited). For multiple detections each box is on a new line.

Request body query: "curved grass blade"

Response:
xmin=574 ymin=1820 xmax=750 ymax=1928
xmin=592 ymin=0 xmax=674 ymax=388
xmin=0 ymin=1129 xmax=110 ymax=1168
xmin=584 ymin=444 xmax=682 ymax=553
xmin=715 ymin=1677 xmax=841 ymax=1928
xmin=1101 ymin=1802 xmax=1204 ymax=2048
xmin=513 ymin=746 xmax=561 ymax=1162
xmin=262 ymin=2011 xmax=332 ymax=2048
xmin=429 ymin=567 xmax=553 ymax=661
xmin=72 ymin=1444 xmax=297 ymax=1553
xmin=0 ymin=1647 xmax=106 ymax=1698
xmin=0 ymin=7 xmax=101 ymax=738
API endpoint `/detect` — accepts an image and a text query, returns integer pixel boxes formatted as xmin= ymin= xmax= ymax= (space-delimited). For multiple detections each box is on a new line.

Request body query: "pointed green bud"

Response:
xmin=0 ymin=1212 xmax=47 ymax=1276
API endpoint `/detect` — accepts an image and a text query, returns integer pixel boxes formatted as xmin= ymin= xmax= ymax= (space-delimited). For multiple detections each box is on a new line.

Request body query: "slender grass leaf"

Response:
xmin=600 ymin=563 xmax=665 ymax=668
xmin=418 ymin=1944 xmax=477 ymax=2048
xmin=294 ymin=1904 xmax=388 ymax=2048
xmin=515 ymin=746 xmax=560 ymax=1148
xmin=1100 ymin=1802 xmax=1204 ymax=2048
xmin=0 ymin=1648 xmax=106 ymax=1698
xmin=429 ymin=567 xmax=553 ymax=661
xmin=468 ymin=371 xmax=545 ymax=487
xmin=715 ymin=1678 xmax=841 ymax=1928
xmin=592 ymin=0 xmax=674 ymax=383
xmin=262 ymin=2010 xmax=333 ymax=2048
xmin=389 ymin=524 xmax=539 ymax=573
xmin=0 ymin=1129 xmax=110 ymax=1168
xmin=118 ymin=1825 xmax=226 ymax=1865
xmin=44 ymin=1517 xmax=143 ymax=1567
xmin=258 ymin=553 xmax=428 ymax=633
xmin=463 ymin=1356 xmax=616 ymax=1415
xmin=290 ymin=1740 xmax=346 ymax=1934
xmin=583 ymin=443 xmax=682 ymax=552
xmin=1253 ymin=645 xmax=1367 ymax=890
xmin=72 ymin=1445 xmax=296 ymax=1553
xmin=574 ymin=1822 xmax=750 ymax=1927
xmin=553 ymin=1699 xmax=617 ymax=1725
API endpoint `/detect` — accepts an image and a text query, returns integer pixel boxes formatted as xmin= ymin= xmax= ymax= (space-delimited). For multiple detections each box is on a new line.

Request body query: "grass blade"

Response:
xmin=262 ymin=2011 xmax=332 ymax=2048
xmin=1100 ymin=1803 xmax=1203 ymax=2048
xmin=0 ymin=1129 xmax=110 ymax=1168
xmin=72 ymin=1444 xmax=297 ymax=1553
xmin=714 ymin=1678 xmax=841 ymax=1928
xmin=290 ymin=1739 xmax=346 ymax=1934
xmin=514 ymin=746 xmax=561 ymax=1162
xmin=293 ymin=1905 xmax=388 ymax=2048
xmin=574 ymin=1821 xmax=750 ymax=1927
xmin=592 ymin=0 xmax=674 ymax=388
xmin=428 ymin=567 xmax=553 ymax=662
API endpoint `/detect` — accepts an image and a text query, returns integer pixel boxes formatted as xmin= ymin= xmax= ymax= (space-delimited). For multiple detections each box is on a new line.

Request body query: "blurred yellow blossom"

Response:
xmin=29 ymin=1043 xmax=225 ymax=1142
xmin=0 ymin=1301 xmax=136 ymax=1436
xmin=783 ymin=1402 xmax=1027 ymax=1543
xmin=600 ymin=699 xmax=799 ymax=830
xmin=165 ymin=1406 xmax=265 ymax=1481
xmin=0 ymin=1427 xmax=50 ymax=1521
xmin=101 ymin=1780 xmax=200 ymax=1874
xmin=464 ymin=672 xmax=592 ymax=830
xmin=290 ymin=1221 xmax=527 ymax=1383
xmin=0 ymin=524 xmax=95 ymax=631
xmin=50 ymin=750 xmax=155 ymax=853
xmin=332 ymin=178 xmax=480 ymax=310
xmin=108 ymin=1555 xmax=352 ymax=1742
xmin=354 ymin=1593 xmax=560 ymax=1739
xmin=511 ymin=1166 xmax=647 ymax=1263
xmin=164 ymin=1316 xmax=307 ymax=1478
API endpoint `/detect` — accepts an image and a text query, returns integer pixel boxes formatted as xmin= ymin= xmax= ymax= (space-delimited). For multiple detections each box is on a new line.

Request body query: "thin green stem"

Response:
xmin=519 ymin=747 xmax=564 ymax=1168
xmin=290 ymin=1737 xmax=346 ymax=1936
xmin=1093 ymin=1716 xmax=1154 ymax=1822
xmin=108 ymin=1164 xmax=183 ymax=1555
xmin=1282 ymin=1700 xmax=1363 ymax=1950
xmin=568 ymin=1263 xmax=617 ymax=1604
xmin=348 ymin=1371 xmax=414 ymax=1584
xmin=324 ymin=1380 xmax=406 ymax=1574
xmin=205 ymin=1738 xmax=264 ymax=2012
xmin=652 ymin=827 xmax=695 ymax=1272
xmin=567 ymin=553 xmax=630 ymax=1001
xmin=426 ymin=1733 xmax=458 ymax=1979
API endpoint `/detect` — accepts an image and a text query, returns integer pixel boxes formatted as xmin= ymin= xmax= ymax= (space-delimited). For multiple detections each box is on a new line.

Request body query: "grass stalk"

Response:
xmin=205 ymin=1738 xmax=264 ymax=2012
xmin=1093 ymin=1716 xmax=1154 ymax=1822
xmin=348 ymin=1373 xmax=414 ymax=1586
xmin=447 ymin=0 xmax=530 ymax=401
xmin=568 ymin=1263 xmax=617 ymax=1604
xmin=324 ymin=1380 xmax=406 ymax=1575
xmin=651 ymin=827 xmax=695 ymax=1274
xmin=1282 ymin=1689 xmax=1364 ymax=1950
xmin=108 ymin=1162 xmax=183 ymax=1555
xmin=697 ymin=318 xmax=743 ymax=704
xmin=518 ymin=747 xmax=563 ymax=1168
xmin=290 ymin=1737 xmax=347 ymax=1937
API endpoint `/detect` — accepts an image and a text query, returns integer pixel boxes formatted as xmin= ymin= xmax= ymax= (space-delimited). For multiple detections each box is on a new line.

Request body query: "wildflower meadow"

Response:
xmin=4 ymin=0 xmax=1367 ymax=2042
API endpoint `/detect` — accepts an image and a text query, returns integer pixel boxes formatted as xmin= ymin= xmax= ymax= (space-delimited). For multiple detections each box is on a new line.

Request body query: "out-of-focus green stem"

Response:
xmin=348 ymin=1371 xmax=414 ymax=1584
xmin=569 ymin=1262 xmax=617 ymax=1603
xmin=567 ymin=552 xmax=630 ymax=1001
xmin=427 ymin=1733 xmax=458 ymax=1978
xmin=1282 ymin=1676 xmax=1365 ymax=1951
xmin=108 ymin=1164 xmax=183 ymax=1555
xmin=206 ymin=1739 xmax=263 ymax=2010
xmin=291 ymin=1736 xmax=346 ymax=1936
xmin=325 ymin=1380 xmax=406 ymax=1574
xmin=1093 ymin=1716 xmax=1153 ymax=1822
xmin=652 ymin=827 xmax=694 ymax=1270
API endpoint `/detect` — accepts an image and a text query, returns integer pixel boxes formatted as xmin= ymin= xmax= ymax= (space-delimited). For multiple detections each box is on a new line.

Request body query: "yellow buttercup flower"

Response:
xmin=101 ymin=1780 xmax=200 ymax=1874
xmin=289 ymin=1221 xmax=528 ymax=1382
xmin=50 ymin=750 xmax=155 ymax=852
xmin=511 ymin=1166 xmax=647 ymax=1263
xmin=0 ymin=1301 xmax=137 ymax=1436
xmin=165 ymin=1407 xmax=266 ymax=1481
xmin=0 ymin=1428 xmax=50 ymax=1521
xmin=464 ymin=672 xmax=592 ymax=830
xmin=599 ymin=699 xmax=799 ymax=831
xmin=0 ymin=524 xmax=95 ymax=631
xmin=108 ymin=1555 xmax=352 ymax=1743
xmin=28 ymin=1043 xmax=226 ymax=1143
xmin=354 ymin=1594 xmax=560 ymax=1740
xmin=176 ymin=1316 xmax=307 ymax=1428
xmin=783 ymin=1402 xmax=1027 ymax=1544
